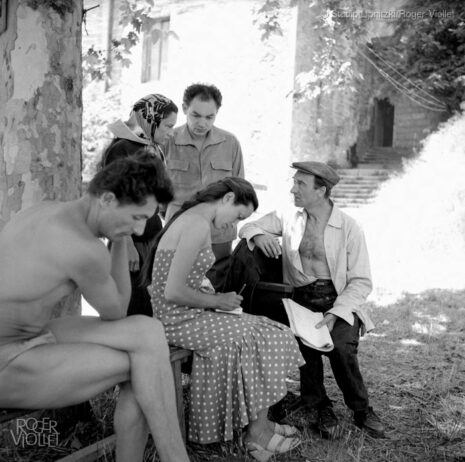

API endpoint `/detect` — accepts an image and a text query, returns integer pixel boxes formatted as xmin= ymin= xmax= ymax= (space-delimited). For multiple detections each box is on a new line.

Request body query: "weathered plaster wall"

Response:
xmin=290 ymin=0 xmax=360 ymax=167
xmin=356 ymin=56 xmax=448 ymax=155
xmin=0 ymin=0 xmax=83 ymax=231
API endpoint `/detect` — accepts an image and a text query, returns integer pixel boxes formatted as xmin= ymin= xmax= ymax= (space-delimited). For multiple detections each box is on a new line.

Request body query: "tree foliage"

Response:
xmin=82 ymin=0 xmax=177 ymax=85
xmin=256 ymin=0 xmax=371 ymax=101
xmin=371 ymin=0 xmax=465 ymax=112
xmin=258 ymin=0 xmax=464 ymax=111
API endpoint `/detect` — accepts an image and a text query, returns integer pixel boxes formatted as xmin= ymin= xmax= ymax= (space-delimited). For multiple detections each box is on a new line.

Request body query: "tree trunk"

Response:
xmin=0 ymin=0 xmax=83 ymax=315
xmin=0 ymin=0 xmax=83 ymax=228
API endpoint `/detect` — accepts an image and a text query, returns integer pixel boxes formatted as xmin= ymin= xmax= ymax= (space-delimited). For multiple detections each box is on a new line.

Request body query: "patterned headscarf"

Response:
xmin=130 ymin=94 xmax=174 ymax=144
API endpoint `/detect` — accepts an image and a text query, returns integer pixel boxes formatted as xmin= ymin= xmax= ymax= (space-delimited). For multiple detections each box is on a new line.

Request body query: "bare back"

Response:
xmin=0 ymin=201 xmax=108 ymax=343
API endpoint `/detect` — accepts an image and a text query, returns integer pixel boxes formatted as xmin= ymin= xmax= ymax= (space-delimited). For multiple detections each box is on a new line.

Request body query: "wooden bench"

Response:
xmin=0 ymin=345 xmax=193 ymax=462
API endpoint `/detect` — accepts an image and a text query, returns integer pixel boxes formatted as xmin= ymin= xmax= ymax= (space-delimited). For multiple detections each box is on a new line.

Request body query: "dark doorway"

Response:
xmin=373 ymin=98 xmax=394 ymax=147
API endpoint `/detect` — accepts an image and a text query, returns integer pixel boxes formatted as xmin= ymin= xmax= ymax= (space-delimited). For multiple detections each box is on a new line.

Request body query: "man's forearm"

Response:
xmin=110 ymin=238 xmax=132 ymax=313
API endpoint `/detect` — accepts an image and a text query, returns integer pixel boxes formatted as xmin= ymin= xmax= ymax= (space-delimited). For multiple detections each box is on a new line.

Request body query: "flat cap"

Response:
xmin=291 ymin=161 xmax=340 ymax=186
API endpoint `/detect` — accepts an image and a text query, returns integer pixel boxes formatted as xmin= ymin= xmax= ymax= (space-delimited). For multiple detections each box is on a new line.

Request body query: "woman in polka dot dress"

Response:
xmin=146 ymin=178 xmax=305 ymax=461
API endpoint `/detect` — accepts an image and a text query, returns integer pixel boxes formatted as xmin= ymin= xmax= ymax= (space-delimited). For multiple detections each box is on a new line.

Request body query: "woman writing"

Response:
xmin=145 ymin=177 xmax=304 ymax=461
xmin=100 ymin=94 xmax=178 ymax=316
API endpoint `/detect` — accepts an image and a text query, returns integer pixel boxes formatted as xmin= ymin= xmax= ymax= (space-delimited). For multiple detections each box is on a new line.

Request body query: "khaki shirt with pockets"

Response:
xmin=164 ymin=124 xmax=245 ymax=244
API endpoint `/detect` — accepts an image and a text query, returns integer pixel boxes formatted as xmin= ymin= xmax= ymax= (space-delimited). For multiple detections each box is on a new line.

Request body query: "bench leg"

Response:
xmin=170 ymin=359 xmax=186 ymax=441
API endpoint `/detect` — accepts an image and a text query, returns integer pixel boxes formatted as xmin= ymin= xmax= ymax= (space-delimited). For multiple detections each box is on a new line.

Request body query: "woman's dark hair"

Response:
xmin=183 ymin=83 xmax=222 ymax=109
xmin=88 ymin=149 xmax=173 ymax=205
xmin=139 ymin=177 xmax=258 ymax=286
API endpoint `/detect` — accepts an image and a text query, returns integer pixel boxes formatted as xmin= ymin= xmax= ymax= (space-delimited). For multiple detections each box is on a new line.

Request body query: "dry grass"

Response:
xmin=1 ymin=289 xmax=464 ymax=462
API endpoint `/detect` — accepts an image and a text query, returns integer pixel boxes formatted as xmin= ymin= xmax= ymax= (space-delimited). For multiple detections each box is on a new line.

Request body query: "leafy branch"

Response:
xmin=256 ymin=0 xmax=370 ymax=100
xmin=82 ymin=0 xmax=176 ymax=85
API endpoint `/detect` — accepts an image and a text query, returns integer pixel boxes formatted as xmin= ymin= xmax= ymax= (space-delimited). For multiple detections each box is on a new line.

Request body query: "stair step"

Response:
xmin=333 ymin=184 xmax=379 ymax=193
xmin=338 ymin=177 xmax=389 ymax=183
xmin=333 ymin=199 xmax=375 ymax=207
xmin=332 ymin=192 xmax=377 ymax=199
xmin=332 ymin=159 xmax=404 ymax=207
xmin=337 ymin=168 xmax=392 ymax=176
xmin=334 ymin=197 xmax=375 ymax=203
xmin=334 ymin=183 xmax=381 ymax=190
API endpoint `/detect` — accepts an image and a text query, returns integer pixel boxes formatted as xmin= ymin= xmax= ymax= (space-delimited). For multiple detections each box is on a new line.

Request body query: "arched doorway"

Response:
xmin=373 ymin=98 xmax=394 ymax=147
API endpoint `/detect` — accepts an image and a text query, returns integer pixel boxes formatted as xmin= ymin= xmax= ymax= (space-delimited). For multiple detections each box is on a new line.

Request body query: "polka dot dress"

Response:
xmin=150 ymin=247 xmax=304 ymax=444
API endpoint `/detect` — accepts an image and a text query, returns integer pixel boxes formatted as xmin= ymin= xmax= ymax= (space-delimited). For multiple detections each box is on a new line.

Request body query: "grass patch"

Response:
xmin=1 ymin=289 xmax=464 ymax=461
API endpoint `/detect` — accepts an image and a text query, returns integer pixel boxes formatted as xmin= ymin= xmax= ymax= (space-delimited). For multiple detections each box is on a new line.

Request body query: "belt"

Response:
xmin=294 ymin=279 xmax=334 ymax=291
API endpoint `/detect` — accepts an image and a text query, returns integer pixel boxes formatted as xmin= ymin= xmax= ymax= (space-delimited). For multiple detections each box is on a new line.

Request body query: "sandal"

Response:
xmin=246 ymin=434 xmax=301 ymax=462
xmin=273 ymin=422 xmax=298 ymax=437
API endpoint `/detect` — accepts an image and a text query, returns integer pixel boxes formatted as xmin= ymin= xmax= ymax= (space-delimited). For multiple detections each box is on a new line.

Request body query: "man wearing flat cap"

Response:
xmin=239 ymin=161 xmax=384 ymax=438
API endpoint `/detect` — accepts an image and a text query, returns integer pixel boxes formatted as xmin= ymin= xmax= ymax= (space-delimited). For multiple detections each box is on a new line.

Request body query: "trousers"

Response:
xmin=206 ymin=241 xmax=233 ymax=292
xmin=293 ymin=280 xmax=369 ymax=412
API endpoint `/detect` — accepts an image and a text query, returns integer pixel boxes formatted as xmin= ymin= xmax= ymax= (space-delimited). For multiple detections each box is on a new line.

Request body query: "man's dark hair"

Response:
xmin=313 ymin=175 xmax=333 ymax=199
xmin=88 ymin=149 xmax=173 ymax=205
xmin=183 ymin=83 xmax=222 ymax=109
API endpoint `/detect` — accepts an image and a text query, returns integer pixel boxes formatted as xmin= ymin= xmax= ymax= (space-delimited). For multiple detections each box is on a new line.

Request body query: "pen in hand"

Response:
xmin=238 ymin=283 xmax=246 ymax=296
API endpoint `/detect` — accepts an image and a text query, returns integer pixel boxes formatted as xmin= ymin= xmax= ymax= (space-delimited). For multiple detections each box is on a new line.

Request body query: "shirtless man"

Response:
xmin=239 ymin=161 xmax=384 ymax=438
xmin=0 ymin=154 xmax=190 ymax=462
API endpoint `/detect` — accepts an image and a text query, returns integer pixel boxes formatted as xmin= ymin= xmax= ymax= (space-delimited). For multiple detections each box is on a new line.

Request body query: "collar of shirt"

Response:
xmin=295 ymin=200 xmax=342 ymax=229
xmin=173 ymin=124 xmax=227 ymax=149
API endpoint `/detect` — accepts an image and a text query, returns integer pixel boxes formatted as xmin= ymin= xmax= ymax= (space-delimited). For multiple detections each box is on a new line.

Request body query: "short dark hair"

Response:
xmin=313 ymin=175 xmax=333 ymax=198
xmin=183 ymin=83 xmax=222 ymax=109
xmin=88 ymin=149 xmax=173 ymax=205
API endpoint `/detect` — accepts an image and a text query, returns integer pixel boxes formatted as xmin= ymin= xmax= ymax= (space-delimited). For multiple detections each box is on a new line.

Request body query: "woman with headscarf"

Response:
xmin=100 ymin=94 xmax=178 ymax=317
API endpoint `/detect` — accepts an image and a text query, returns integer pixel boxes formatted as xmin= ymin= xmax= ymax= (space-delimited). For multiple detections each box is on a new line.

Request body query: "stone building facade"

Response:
xmin=83 ymin=0 xmax=297 ymax=200
xmin=82 ymin=0 xmax=448 ymax=198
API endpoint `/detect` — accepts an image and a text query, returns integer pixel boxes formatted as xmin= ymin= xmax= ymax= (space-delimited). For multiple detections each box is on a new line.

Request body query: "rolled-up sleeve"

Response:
xmin=239 ymin=211 xmax=283 ymax=249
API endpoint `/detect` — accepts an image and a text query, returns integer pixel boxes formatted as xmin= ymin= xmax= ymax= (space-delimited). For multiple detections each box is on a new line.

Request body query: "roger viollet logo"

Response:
xmin=10 ymin=417 xmax=59 ymax=448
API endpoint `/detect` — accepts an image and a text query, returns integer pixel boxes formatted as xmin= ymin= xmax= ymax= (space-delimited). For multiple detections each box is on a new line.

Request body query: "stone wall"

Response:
xmin=392 ymin=97 xmax=448 ymax=151
xmin=356 ymin=56 xmax=448 ymax=155
xmin=290 ymin=0 xmax=360 ymax=168
xmin=81 ymin=0 xmax=450 ymax=207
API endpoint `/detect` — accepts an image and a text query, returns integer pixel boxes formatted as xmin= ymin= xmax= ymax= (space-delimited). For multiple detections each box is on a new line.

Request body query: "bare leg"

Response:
xmin=123 ymin=319 xmax=189 ymax=462
xmin=114 ymin=382 xmax=149 ymax=462
xmin=0 ymin=316 xmax=189 ymax=462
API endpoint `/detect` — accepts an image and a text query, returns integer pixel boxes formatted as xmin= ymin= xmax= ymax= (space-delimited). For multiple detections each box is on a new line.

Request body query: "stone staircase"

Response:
xmin=332 ymin=147 xmax=406 ymax=208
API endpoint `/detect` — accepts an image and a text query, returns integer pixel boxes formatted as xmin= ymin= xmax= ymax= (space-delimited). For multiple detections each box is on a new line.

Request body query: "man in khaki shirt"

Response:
xmin=164 ymin=83 xmax=244 ymax=290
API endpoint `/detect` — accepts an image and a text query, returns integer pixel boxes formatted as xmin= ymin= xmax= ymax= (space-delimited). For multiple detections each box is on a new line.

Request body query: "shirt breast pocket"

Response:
xmin=210 ymin=158 xmax=233 ymax=182
xmin=167 ymin=159 xmax=190 ymax=186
